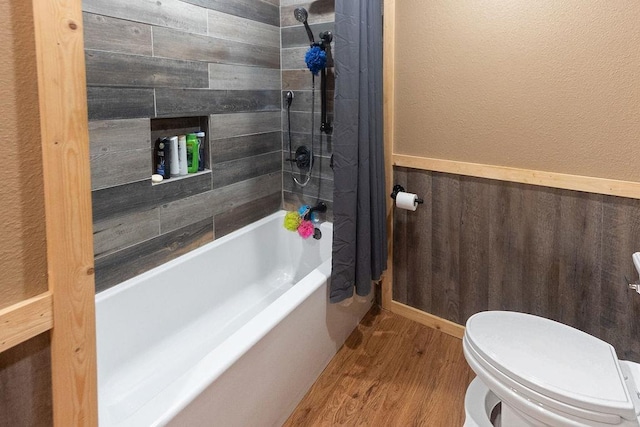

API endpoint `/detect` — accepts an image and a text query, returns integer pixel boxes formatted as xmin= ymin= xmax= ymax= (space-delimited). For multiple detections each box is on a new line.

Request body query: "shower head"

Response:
xmin=294 ymin=7 xmax=315 ymax=45
xmin=294 ymin=7 xmax=308 ymax=23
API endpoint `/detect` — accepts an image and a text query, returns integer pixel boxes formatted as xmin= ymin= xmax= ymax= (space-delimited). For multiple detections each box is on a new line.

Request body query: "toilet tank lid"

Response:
xmin=465 ymin=311 xmax=635 ymax=418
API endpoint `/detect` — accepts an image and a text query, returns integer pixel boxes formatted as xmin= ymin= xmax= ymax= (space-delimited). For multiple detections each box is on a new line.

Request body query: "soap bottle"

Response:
xmin=178 ymin=135 xmax=188 ymax=176
xmin=196 ymin=131 xmax=205 ymax=171
xmin=186 ymin=133 xmax=199 ymax=173
xmin=155 ymin=137 xmax=171 ymax=179
xmin=169 ymin=136 xmax=180 ymax=177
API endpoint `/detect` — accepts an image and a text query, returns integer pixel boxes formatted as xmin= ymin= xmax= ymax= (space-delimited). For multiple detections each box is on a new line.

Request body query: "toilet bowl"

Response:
xmin=464 ymin=376 xmax=501 ymax=427
xmin=462 ymin=311 xmax=640 ymax=426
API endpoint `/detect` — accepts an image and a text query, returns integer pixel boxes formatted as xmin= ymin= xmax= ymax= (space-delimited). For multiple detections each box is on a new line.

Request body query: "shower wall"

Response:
xmin=280 ymin=0 xmax=335 ymax=218
xmin=84 ymin=0 xmax=283 ymax=293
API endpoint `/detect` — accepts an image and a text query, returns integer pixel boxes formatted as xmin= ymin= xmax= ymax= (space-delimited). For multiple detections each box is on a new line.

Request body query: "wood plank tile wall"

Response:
xmin=84 ymin=0 xmax=283 ymax=293
xmin=393 ymin=166 xmax=640 ymax=362
xmin=281 ymin=0 xmax=335 ymax=218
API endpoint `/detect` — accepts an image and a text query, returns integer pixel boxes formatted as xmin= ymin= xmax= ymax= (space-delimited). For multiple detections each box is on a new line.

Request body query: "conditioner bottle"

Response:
xmin=169 ymin=136 xmax=180 ymax=177
xmin=178 ymin=135 xmax=188 ymax=176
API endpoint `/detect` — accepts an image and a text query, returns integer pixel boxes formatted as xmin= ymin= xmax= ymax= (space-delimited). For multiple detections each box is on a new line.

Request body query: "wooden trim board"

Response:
xmin=0 ymin=293 xmax=53 ymax=353
xmin=382 ymin=0 xmax=396 ymax=309
xmin=394 ymin=154 xmax=640 ymax=200
xmin=388 ymin=301 xmax=465 ymax=339
xmin=32 ymin=0 xmax=99 ymax=425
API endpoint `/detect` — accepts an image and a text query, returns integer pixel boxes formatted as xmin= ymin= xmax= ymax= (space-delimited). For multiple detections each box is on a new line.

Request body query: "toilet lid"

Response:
xmin=465 ymin=311 xmax=636 ymax=419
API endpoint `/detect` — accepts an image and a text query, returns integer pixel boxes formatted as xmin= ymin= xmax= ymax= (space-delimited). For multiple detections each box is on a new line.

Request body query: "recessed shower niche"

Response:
xmin=150 ymin=116 xmax=210 ymax=184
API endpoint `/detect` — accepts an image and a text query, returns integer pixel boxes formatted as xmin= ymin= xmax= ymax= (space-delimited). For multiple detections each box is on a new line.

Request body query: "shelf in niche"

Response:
xmin=151 ymin=116 xmax=210 ymax=182
xmin=151 ymin=169 xmax=211 ymax=186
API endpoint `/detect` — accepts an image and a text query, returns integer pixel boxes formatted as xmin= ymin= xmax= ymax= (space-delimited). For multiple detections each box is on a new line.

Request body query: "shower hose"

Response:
xmin=287 ymin=75 xmax=316 ymax=187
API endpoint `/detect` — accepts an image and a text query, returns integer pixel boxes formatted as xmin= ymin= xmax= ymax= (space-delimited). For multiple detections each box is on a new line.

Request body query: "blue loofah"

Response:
xmin=298 ymin=205 xmax=310 ymax=217
xmin=305 ymin=46 xmax=327 ymax=76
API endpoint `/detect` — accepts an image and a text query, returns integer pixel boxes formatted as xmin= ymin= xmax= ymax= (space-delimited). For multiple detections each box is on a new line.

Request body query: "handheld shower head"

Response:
xmin=294 ymin=7 xmax=315 ymax=45
xmin=294 ymin=7 xmax=308 ymax=23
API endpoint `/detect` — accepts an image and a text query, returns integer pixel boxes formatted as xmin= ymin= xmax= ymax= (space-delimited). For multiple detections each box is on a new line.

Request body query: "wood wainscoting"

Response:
xmin=393 ymin=166 xmax=640 ymax=362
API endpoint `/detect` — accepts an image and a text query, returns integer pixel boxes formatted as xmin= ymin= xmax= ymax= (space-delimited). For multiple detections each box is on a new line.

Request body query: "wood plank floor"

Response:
xmin=283 ymin=307 xmax=475 ymax=427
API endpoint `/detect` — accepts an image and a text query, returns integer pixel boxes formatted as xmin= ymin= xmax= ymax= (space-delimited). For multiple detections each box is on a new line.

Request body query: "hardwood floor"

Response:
xmin=283 ymin=307 xmax=475 ymax=427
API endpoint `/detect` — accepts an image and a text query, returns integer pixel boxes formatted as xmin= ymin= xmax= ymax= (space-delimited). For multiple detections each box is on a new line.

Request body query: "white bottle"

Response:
xmin=178 ymin=135 xmax=188 ymax=176
xmin=170 ymin=136 xmax=180 ymax=177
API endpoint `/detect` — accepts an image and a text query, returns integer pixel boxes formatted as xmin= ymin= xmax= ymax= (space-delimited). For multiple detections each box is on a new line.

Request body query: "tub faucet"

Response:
xmin=301 ymin=202 xmax=326 ymax=240
xmin=304 ymin=202 xmax=327 ymax=222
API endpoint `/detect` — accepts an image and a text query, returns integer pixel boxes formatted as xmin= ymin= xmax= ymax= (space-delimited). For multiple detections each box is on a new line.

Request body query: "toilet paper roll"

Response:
xmin=396 ymin=191 xmax=419 ymax=211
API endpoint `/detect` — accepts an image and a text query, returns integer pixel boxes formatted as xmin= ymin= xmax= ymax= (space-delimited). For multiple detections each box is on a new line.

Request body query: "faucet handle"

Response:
xmin=313 ymin=202 xmax=327 ymax=213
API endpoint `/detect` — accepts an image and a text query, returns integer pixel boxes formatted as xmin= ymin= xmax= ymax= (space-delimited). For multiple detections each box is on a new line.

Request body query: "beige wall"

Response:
xmin=0 ymin=0 xmax=47 ymax=310
xmin=0 ymin=2 xmax=52 ymax=425
xmin=395 ymin=1 xmax=640 ymax=181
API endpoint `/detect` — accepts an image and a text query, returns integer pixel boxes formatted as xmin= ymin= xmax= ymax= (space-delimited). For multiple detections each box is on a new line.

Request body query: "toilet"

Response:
xmin=462 ymin=311 xmax=640 ymax=426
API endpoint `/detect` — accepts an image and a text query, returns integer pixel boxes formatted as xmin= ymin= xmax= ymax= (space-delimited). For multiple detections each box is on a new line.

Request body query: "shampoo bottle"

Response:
xmin=186 ymin=133 xmax=199 ymax=173
xmin=196 ymin=131 xmax=205 ymax=171
xmin=155 ymin=137 xmax=171 ymax=179
xmin=169 ymin=136 xmax=180 ymax=177
xmin=178 ymin=135 xmax=188 ymax=176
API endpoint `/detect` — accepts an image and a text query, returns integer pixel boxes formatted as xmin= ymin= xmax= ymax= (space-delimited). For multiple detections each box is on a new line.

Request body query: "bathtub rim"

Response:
xmin=96 ymin=210 xmax=297 ymax=302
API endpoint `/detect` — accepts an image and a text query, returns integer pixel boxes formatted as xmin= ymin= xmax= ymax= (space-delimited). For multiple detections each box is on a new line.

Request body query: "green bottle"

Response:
xmin=186 ymin=133 xmax=199 ymax=173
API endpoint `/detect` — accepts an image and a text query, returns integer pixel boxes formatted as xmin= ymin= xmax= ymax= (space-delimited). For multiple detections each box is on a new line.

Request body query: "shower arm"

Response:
xmin=320 ymin=67 xmax=331 ymax=134
xmin=319 ymin=31 xmax=333 ymax=135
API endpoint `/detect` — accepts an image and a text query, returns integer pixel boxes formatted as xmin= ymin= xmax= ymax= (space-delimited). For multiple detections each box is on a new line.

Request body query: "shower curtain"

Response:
xmin=330 ymin=0 xmax=387 ymax=303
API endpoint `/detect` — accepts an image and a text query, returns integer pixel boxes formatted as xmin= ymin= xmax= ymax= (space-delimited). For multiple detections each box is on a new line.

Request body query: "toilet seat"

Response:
xmin=464 ymin=311 xmax=640 ymax=426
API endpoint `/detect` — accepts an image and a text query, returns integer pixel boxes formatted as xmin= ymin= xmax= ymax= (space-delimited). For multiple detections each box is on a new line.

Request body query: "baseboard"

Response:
xmin=388 ymin=300 xmax=465 ymax=339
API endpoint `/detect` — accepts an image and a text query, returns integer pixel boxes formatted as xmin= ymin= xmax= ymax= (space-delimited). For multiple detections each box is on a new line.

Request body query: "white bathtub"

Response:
xmin=95 ymin=210 xmax=372 ymax=427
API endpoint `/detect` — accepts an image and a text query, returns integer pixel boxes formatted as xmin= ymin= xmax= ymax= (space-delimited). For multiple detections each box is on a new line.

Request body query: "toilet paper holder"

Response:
xmin=390 ymin=185 xmax=423 ymax=204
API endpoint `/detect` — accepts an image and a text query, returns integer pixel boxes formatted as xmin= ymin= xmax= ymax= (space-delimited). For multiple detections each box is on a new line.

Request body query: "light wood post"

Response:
xmin=32 ymin=0 xmax=98 ymax=425
xmin=382 ymin=0 xmax=396 ymax=309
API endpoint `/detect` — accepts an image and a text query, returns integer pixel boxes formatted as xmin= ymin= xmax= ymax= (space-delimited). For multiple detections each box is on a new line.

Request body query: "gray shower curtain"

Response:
xmin=330 ymin=0 xmax=387 ymax=303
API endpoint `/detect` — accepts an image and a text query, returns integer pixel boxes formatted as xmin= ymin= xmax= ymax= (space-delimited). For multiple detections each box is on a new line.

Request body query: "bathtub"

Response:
xmin=95 ymin=210 xmax=372 ymax=427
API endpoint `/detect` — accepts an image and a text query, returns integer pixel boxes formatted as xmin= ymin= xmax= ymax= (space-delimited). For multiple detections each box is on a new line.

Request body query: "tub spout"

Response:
xmin=304 ymin=202 xmax=327 ymax=222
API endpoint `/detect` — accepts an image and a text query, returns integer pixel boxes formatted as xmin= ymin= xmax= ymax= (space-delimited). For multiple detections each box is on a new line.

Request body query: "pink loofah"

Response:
xmin=297 ymin=220 xmax=315 ymax=239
